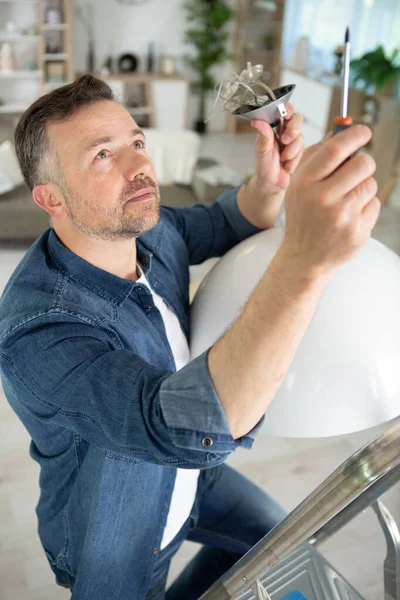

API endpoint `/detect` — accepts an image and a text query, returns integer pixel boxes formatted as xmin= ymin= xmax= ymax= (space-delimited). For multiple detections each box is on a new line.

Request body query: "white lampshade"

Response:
xmin=190 ymin=228 xmax=400 ymax=437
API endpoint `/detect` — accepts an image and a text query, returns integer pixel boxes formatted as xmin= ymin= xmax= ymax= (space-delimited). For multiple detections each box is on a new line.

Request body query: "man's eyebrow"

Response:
xmin=86 ymin=127 xmax=145 ymax=151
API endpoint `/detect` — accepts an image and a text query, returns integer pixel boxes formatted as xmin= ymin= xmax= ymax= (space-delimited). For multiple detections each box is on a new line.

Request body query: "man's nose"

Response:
xmin=121 ymin=146 xmax=154 ymax=181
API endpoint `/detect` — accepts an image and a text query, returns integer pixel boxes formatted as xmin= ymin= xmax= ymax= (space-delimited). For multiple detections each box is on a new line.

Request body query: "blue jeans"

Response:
xmin=146 ymin=464 xmax=286 ymax=600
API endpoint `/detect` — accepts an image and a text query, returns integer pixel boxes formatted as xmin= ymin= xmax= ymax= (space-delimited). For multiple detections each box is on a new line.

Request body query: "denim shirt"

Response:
xmin=0 ymin=188 xmax=262 ymax=599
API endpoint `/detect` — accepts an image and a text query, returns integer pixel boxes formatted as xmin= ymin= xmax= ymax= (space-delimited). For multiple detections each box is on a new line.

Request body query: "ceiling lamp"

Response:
xmin=190 ymin=227 xmax=400 ymax=437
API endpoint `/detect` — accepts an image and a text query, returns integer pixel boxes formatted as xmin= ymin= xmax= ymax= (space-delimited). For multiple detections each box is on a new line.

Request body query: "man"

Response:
xmin=0 ymin=75 xmax=379 ymax=600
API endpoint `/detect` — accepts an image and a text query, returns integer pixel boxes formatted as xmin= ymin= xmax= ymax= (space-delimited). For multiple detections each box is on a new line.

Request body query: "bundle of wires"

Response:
xmin=206 ymin=62 xmax=276 ymax=122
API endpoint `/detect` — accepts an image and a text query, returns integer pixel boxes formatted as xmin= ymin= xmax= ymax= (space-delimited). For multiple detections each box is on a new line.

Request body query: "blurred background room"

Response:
xmin=0 ymin=1 xmax=399 ymax=599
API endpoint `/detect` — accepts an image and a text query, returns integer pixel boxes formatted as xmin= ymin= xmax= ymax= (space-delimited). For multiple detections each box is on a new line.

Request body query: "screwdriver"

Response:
xmin=333 ymin=27 xmax=353 ymax=134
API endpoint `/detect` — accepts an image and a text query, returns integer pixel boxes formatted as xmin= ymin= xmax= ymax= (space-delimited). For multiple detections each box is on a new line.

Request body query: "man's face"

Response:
xmin=47 ymin=100 xmax=160 ymax=240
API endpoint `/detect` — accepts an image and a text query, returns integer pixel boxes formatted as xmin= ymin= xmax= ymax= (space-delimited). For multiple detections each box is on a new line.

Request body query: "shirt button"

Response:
xmin=144 ymin=306 xmax=152 ymax=312
xmin=152 ymin=548 xmax=158 ymax=555
xmin=201 ymin=437 xmax=213 ymax=448
xmin=164 ymin=503 xmax=169 ymax=509
xmin=137 ymin=285 xmax=144 ymax=292
xmin=168 ymin=352 xmax=173 ymax=359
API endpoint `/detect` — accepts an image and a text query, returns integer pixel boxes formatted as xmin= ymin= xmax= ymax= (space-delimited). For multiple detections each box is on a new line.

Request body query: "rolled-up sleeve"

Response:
xmin=159 ymin=349 xmax=263 ymax=453
xmin=0 ymin=315 xmax=261 ymax=470
xmin=161 ymin=187 xmax=262 ymax=265
xmin=216 ymin=187 xmax=263 ymax=240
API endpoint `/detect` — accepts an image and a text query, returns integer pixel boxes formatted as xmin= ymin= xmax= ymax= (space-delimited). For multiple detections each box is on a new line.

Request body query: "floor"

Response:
xmin=1 ymin=132 xmax=400 ymax=600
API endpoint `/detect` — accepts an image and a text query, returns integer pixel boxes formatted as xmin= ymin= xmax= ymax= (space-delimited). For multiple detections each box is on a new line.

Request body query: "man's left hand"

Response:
xmin=251 ymin=103 xmax=304 ymax=193
xmin=237 ymin=104 xmax=304 ymax=230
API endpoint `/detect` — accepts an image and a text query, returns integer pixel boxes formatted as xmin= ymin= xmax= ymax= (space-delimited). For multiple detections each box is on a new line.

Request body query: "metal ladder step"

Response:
xmin=239 ymin=543 xmax=364 ymax=600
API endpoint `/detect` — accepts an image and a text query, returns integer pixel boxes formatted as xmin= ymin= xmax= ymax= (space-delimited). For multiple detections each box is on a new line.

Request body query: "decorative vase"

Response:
xmin=0 ymin=42 xmax=15 ymax=71
xmin=159 ymin=55 xmax=176 ymax=76
xmin=147 ymin=42 xmax=155 ymax=73
xmin=87 ymin=40 xmax=95 ymax=74
xmin=195 ymin=120 xmax=207 ymax=134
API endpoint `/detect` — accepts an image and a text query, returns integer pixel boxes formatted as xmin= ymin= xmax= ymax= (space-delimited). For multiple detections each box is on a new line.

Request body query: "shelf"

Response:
xmin=0 ymin=103 xmax=29 ymax=113
xmin=44 ymin=53 xmax=68 ymax=61
xmin=0 ymin=70 xmax=42 ymax=78
xmin=0 ymin=35 xmax=40 ymax=42
xmin=42 ymin=24 xmax=69 ymax=31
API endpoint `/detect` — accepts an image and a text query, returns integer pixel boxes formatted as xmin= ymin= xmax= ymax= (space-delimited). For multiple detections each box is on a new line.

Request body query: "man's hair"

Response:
xmin=14 ymin=74 xmax=114 ymax=191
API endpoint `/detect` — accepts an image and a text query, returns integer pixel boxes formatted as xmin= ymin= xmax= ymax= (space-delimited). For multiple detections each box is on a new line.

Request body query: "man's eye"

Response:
xmin=133 ymin=140 xmax=145 ymax=149
xmin=96 ymin=150 xmax=110 ymax=159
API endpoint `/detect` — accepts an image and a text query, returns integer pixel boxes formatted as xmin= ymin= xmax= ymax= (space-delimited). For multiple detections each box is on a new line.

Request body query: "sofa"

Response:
xmin=0 ymin=183 xmax=204 ymax=241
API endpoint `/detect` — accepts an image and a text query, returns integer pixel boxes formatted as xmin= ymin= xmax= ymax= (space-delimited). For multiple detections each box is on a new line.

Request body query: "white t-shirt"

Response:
xmin=136 ymin=267 xmax=200 ymax=550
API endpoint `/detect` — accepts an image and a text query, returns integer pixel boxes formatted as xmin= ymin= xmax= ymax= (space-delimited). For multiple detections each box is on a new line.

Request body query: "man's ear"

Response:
xmin=32 ymin=183 xmax=69 ymax=220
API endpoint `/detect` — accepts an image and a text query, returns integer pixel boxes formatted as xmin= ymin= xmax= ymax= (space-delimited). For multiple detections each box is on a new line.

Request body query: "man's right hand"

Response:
xmin=280 ymin=124 xmax=380 ymax=277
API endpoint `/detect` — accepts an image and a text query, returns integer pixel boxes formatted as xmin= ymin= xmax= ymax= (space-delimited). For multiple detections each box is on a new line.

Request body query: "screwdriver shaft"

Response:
xmin=341 ymin=27 xmax=350 ymax=118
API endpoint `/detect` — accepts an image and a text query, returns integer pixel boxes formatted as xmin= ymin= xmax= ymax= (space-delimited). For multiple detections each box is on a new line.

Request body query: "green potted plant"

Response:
xmin=183 ymin=0 xmax=234 ymax=134
xmin=350 ymin=45 xmax=400 ymax=95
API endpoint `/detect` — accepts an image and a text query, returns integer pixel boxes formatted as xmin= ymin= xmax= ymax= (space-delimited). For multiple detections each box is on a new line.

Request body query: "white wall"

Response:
xmin=74 ymin=0 xmax=236 ymax=132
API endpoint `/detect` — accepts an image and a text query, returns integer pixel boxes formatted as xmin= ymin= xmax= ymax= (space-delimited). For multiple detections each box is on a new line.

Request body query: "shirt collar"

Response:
xmin=47 ymin=220 xmax=165 ymax=306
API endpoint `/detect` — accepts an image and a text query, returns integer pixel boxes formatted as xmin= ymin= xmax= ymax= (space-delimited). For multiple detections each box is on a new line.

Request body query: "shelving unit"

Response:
xmin=228 ymin=0 xmax=287 ymax=133
xmin=97 ymin=73 xmax=189 ymax=130
xmin=37 ymin=0 xmax=74 ymax=90
xmin=0 ymin=0 xmax=74 ymax=116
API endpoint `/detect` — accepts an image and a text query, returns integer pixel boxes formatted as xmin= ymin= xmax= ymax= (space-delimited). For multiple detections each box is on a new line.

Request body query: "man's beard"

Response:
xmin=63 ymin=176 xmax=160 ymax=241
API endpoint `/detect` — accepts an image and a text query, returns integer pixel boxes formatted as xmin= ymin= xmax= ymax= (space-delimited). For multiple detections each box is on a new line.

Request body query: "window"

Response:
xmin=282 ymin=0 xmax=400 ymax=74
